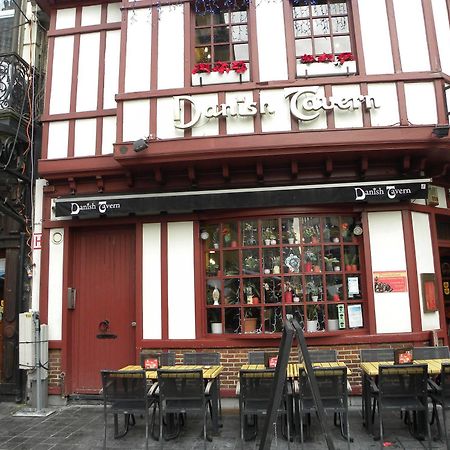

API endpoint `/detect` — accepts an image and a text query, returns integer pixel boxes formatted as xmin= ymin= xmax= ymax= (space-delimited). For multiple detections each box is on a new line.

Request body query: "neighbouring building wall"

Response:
xmin=412 ymin=212 xmax=440 ymax=331
xmin=368 ymin=211 xmax=411 ymax=333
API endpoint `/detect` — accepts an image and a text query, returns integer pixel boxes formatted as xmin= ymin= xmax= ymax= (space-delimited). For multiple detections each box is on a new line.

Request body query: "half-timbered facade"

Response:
xmin=35 ymin=0 xmax=450 ymax=396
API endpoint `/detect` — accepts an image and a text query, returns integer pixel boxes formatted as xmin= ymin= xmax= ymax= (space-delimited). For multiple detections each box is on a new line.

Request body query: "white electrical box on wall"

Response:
xmin=19 ymin=312 xmax=49 ymax=379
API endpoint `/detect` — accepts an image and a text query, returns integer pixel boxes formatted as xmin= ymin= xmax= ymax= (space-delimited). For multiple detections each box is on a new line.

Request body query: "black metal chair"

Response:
xmin=101 ymin=369 xmax=152 ymax=450
xmin=183 ymin=352 xmax=222 ymax=421
xmin=297 ymin=367 xmax=350 ymax=450
xmin=157 ymin=368 xmax=211 ymax=449
xmin=247 ymin=351 xmax=266 ymax=364
xmin=413 ymin=346 xmax=450 ymax=360
xmin=374 ymin=364 xmax=431 ymax=450
xmin=239 ymin=368 xmax=291 ymax=448
xmin=302 ymin=349 xmax=338 ymax=363
xmin=429 ymin=362 xmax=450 ymax=449
xmin=140 ymin=351 xmax=176 ymax=368
xmin=360 ymin=348 xmax=395 ymax=428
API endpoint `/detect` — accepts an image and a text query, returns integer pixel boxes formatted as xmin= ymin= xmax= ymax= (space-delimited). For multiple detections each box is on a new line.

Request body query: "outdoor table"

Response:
xmin=120 ymin=364 xmax=223 ymax=435
xmin=360 ymin=358 xmax=450 ymax=436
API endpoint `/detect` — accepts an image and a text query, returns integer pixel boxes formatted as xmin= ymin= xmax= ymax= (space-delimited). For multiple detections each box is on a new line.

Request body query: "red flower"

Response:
xmin=300 ymin=54 xmax=316 ymax=64
xmin=231 ymin=60 xmax=247 ymax=74
xmin=212 ymin=61 xmax=230 ymax=74
xmin=317 ymin=53 xmax=334 ymax=63
xmin=336 ymin=52 xmax=354 ymax=65
xmin=192 ymin=63 xmax=212 ymax=74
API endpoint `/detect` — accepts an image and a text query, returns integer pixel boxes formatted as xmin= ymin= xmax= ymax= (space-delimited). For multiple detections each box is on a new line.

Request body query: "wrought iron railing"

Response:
xmin=0 ymin=52 xmax=44 ymax=120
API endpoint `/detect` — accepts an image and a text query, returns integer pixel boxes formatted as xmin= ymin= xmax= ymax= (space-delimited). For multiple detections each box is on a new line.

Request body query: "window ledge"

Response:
xmin=192 ymin=69 xmax=251 ymax=86
xmin=296 ymin=60 xmax=357 ymax=78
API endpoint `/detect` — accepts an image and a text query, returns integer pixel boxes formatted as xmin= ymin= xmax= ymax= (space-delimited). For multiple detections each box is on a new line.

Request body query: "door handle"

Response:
xmin=131 ymin=321 xmax=137 ymax=327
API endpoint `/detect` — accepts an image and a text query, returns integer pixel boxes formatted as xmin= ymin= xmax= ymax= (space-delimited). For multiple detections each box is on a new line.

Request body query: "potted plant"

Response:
xmin=327 ymin=305 xmax=339 ymax=331
xmin=304 ymin=250 xmax=317 ymax=272
xmin=243 ymin=255 xmax=259 ymax=274
xmin=306 ymin=280 xmax=320 ymax=302
xmin=245 ymin=281 xmax=260 ymax=304
xmin=303 ymin=226 xmax=315 ymax=243
xmin=324 ymin=254 xmax=339 ymax=272
xmin=262 ymin=228 xmax=272 ymax=246
xmin=243 ymin=309 xmax=259 ymax=333
xmin=306 ymin=305 xmax=319 ymax=332
xmin=287 ymin=228 xmax=296 ymax=244
xmin=272 ymin=256 xmax=281 ymax=274
xmin=206 ymin=256 xmax=219 ymax=276
xmin=284 ymin=281 xmax=293 ymax=303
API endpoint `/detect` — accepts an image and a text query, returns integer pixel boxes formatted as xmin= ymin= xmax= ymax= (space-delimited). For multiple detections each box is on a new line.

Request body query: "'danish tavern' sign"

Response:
xmin=173 ymin=88 xmax=380 ymax=129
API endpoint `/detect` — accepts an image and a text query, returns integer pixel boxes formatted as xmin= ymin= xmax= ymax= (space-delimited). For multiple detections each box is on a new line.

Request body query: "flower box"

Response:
xmin=296 ymin=60 xmax=357 ymax=78
xmin=192 ymin=68 xmax=250 ymax=86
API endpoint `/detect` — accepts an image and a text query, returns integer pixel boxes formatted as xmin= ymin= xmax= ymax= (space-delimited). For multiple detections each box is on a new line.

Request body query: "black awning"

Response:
xmin=53 ymin=179 xmax=430 ymax=219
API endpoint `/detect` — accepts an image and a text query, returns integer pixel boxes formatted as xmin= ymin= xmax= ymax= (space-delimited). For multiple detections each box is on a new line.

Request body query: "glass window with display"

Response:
xmin=203 ymin=215 xmax=365 ymax=336
xmin=292 ymin=0 xmax=356 ymax=77
xmin=192 ymin=0 xmax=250 ymax=85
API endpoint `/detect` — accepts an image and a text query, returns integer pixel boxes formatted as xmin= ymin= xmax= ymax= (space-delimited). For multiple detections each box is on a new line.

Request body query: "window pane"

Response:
xmin=294 ymin=19 xmax=311 ymax=37
xmin=313 ymin=17 xmax=330 ymax=35
xmin=230 ymin=11 xmax=247 ymax=23
xmin=215 ymin=44 xmax=230 ymax=61
xmin=332 ymin=16 xmax=349 ymax=33
xmin=334 ymin=35 xmax=351 ymax=53
xmin=195 ymin=46 xmax=211 ymax=63
xmin=293 ymin=5 xmax=309 ymax=19
xmin=196 ymin=15 xmax=210 ymax=26
xmin=213 ymin=12 xmax=228 ymax=24
xmin=329 ymin=0 xmax=347 ymax=15
xmin=231 ymin=25 xmax=248 ymax=42
xmin=214 ymin=26 xmax=229 ymax=43
xmin=232 ymin=43 xmax=249 ymax=60
xmin=196 ymin=28 xmax=211 ymax=45
xmin=264 ymin=306 xmax=283 ymax=333
xmin=314 ymin=36 xmax=332 ymax=53
xmin=225 ymin=307 xmax=240 ymax=333
xmin=296 ymin=39 xmax=312 ymax=56
xmin=311 ymin=2 xmax=328 ymax=16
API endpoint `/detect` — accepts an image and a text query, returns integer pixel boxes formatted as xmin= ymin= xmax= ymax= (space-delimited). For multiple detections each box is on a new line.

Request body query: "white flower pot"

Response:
xmin=288 ymin=238 xmax=294 ymax=244
xmin=327 ymin=319 xmax=339 ymax=332
xmin=273 ymin=265 xmax=280 ymax=274
xmin=264 ymin=239 xmax=271 ymax=246
xmin=264 ymin=268 xmax=271 ymax=274
xmin=293 ymin=296 xmax=300 ymax=303
xmin=211 ymin=322 xmax=222 ymax=334
xmin=312 ymin=295 xmax=318 ymax=302
xmin=306 ymin=320 xmax=318 ymax=333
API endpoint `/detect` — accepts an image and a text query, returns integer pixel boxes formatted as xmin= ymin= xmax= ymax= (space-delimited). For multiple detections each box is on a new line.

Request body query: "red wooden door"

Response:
xmin=70 ymin=226 xmax=136 ymax=393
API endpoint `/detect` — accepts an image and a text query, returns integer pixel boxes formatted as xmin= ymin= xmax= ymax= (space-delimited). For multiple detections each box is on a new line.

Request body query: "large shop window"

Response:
xmin=293 ymin=0 xmax=355 ymax=76
xmin=203 ymin=216 xmax=365 ymax=336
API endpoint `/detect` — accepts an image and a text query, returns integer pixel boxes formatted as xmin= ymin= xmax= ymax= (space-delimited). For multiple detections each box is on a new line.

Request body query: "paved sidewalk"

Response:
xmin=0 ymin=398 xmax=447 ymax=449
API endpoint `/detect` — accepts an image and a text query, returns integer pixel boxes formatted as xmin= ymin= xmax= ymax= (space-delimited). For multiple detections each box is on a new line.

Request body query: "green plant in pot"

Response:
xmin=306 ymin=280 xmax=320 ymax=301
xmin=324 ymin=254 xmax=339 ymax=272
xmin=306 ymin=305 xmax=319 ymax=332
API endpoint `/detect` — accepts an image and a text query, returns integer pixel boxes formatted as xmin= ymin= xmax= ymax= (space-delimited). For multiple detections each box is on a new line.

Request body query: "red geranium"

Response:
xmin=231 ymin=60 xmax=247 ymax=74
xmin=192 ymin=63 xmax=212 ymax=74
xmin=212 ymin=61 xmax=230 ymax=74
xmin=317 ymin=53 xmax=334 ymax=63
xmin=300 ymin=54 xmax=316 ymax=64
xmin=336 ymin=52 xmax=354 ymax=65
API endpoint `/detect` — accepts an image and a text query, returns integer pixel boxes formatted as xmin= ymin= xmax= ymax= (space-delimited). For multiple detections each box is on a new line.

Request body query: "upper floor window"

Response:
xmin=194 ymin=8 xmax=248 ymax=66
xmin=293 ymin=0 xmax=355 ymax=76
xmin=0 ymin=0 xmax=17 ymax=53
xmin=192 ymin=2 xmax=250 ymax=85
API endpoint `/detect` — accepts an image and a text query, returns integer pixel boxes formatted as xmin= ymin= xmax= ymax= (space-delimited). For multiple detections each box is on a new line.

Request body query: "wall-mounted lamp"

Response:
xmin=432 ymin=125 xmax=450 ymax=139
xmin=133 ymin=137 xmax=149 ymax=152
xmin=200 ymin=229 xmax=210 ymax=240
xmin=353 ymin=223 xmax=363 ymax=236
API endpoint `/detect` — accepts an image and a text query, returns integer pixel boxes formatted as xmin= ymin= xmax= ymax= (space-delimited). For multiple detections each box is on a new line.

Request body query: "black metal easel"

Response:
xmin=259 ymin=318 xmax=335 ymax=450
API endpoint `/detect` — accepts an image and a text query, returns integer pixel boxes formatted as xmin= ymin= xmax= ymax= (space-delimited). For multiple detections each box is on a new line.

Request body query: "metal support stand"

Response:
xmin=14 ymin=312 xmax=55 ymax=417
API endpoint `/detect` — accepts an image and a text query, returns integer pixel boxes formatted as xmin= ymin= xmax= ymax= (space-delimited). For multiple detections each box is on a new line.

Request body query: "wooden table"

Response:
xmin=360 ymin=358 xmax=450 ymax=435
xmin=120 ymin=364 xmax=223 ymax=435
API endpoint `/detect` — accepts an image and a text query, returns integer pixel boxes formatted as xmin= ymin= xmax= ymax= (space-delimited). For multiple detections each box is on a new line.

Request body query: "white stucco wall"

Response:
xmin=256 ymin=1 xmax=288 ymax=82
xmin=412 ymin=212 xmax=440 ymax=331
xmin=167 ymin=222 xmax=196 ymax=339
xmin=358 ymin=0 xmax=394 ymax=75
xmin=103 ymin=30 xmax=121 ymax=109
xmin=122 ymin=100 xmax=150 ymax=142
xmin=48 ymin=229 xmax=64 ymax=340
xmin=368 ymin=211 xmax=412 ymax=333
xmin=404 ymin=82 xmax=438 ymax=125
xmin=47 ymin=121 xmax=69 ymax=159
xmin=432 ymin=0 xmax=450 ymax=74
xmin=142 ymin=223 xmax=162 ymax=339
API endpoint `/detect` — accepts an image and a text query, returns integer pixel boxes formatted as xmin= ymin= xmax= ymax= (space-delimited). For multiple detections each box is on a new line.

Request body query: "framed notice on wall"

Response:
xmin=373 ymin=271 xmax=408 ymax=293
xmin=421 ymin=273 xmax=438 ymax=312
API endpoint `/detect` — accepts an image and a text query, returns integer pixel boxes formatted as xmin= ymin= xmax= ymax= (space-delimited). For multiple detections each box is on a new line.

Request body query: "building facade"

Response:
xmin=0 ymin=0 xmax=47 ymax=400
xmin=35 ymin=0 xmax=450 ymax=396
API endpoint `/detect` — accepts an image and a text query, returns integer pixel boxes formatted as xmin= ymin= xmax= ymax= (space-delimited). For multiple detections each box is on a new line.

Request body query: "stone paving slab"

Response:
xmin=0 ymin=400 xmax=448 ymax=449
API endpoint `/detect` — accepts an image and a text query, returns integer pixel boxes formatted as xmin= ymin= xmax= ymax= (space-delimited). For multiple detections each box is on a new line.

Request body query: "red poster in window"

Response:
xmin=144 ymin=358 xmax=159 ymax=369
xmin=424 ymin=280 xmax=437 ymax=312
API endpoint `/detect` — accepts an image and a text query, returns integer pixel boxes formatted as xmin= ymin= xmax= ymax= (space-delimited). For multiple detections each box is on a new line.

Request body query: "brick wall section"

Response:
xmin=152 ymin=341 xmax=430 ymax=396
xmin=48 ymin=349 xmax=61 ymax=391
